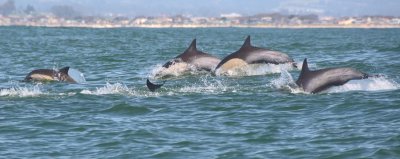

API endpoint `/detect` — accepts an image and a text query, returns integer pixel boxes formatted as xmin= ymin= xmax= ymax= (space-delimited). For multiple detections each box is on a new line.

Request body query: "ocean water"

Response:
xmin=1 ymin=26 xmax=400 ymax=158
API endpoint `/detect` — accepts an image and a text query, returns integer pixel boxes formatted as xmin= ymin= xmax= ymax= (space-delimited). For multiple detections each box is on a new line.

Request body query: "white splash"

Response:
xmin=68 ymin=68 xmax=86 ymax=83
xmin=215 ymin=63 xmax=296 ymax=76
xmin=80 ymin=82 xmax=133 ymax=95
xmin=324 ymin=77 xmax=399 ymax=93
xmin=178 ymin=76 xmax=229 ymax=93
xmin=0 ymin=85 xmax=44 ymax=97
xmin=269 ymin=70 xmax=305 ymax=94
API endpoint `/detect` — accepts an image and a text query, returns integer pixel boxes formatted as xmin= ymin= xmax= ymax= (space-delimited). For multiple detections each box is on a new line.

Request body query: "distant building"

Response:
xmin=220 ymin=13 xmax=242 ymax=19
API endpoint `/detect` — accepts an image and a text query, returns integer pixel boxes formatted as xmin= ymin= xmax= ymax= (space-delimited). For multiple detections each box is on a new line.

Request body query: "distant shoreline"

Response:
xmin=1 ymin=24 xmax=400 ymax=29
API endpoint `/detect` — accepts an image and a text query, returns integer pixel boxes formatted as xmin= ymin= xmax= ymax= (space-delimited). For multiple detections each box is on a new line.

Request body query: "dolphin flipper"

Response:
xmin=146 ymin=79 xmax=164 ymax=92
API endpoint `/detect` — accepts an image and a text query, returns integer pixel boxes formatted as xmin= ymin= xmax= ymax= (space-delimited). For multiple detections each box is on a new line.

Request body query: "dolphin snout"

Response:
xmin=292 ymin=62 xmax=298 ymax=68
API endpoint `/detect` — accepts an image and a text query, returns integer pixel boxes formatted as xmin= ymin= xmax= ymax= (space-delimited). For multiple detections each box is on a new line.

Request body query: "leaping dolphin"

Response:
xmin=161 ymin=39 xmax=221 ymax=72
xmin=24 ymin=67 xmax=77 ymax=83
xmin=214 ymin=36 xmax=296 ymax=75
xmin=296 ymin=58 xmax=369 ymax=93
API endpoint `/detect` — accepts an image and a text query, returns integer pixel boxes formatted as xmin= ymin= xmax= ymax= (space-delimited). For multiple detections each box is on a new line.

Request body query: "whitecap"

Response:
xmin=324 ymin=76 xmax=399 ymax=93
xmin=0 ymin=85 xmax=44 ymax=97
xmin=269 ymin=70 xmax=306 ymax=94
xmin=68 ymin=68 xmax=86 ymax=83
xmin=80 ymin=82 xmax=133 ymax=95
xmin=178 ymin=76 xmax=230 ymax=93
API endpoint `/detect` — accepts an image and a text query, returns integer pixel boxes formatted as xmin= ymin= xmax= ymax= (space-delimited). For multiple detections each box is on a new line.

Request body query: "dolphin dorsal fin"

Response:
xmin=59 ymin=67 xmax=70 ymax=74
xmin=301 ymin=58 xmax=309 ymax=72
xmin=240 ymin=35 xmax=251 ymax=49
xmin=186 ymin=39 xmax=197 ymax=52
xmin=296 ymin=58 xmax=310 ymax=87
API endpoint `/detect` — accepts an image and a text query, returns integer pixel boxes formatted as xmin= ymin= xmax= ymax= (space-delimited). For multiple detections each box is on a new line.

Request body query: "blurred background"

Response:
xmin=1 ymin=0 xmax=400 ymax=17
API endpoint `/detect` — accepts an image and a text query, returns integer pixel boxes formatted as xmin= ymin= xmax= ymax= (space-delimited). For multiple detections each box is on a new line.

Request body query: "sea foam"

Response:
xmin=80 ymin=82 xmax=133 ymax=95
xmin=178 ymin=76 xmax=229 ymax=93
xmin=324 ymin=77 xmax=399 ymax=93
xmin=0 ymin=85 xmax=44 ymax=97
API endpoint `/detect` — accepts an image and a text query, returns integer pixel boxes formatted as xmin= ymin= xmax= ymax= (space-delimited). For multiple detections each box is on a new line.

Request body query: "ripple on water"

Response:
xmin=100 ymin=103 xmax=152 ymax=116
xmin=1 ymin=28 xmax=400 ymax=158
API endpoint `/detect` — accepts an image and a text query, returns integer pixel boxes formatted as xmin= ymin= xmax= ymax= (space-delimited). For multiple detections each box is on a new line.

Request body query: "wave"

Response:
xmin=270 ymin=71 xmax=399 ymax=94
xmin=377 ymin=45 xmax=400 ymax=52
xmin=269 ymin=70 xmax=305 ymax=94
xmin=0 ymin=85 xmax=44 ymax=97
xmin=177 ymin=76 xmax=230 ymax=94
xmin=323 ymin=77 xmax=399 ymax=93
xmin=100 ymin=103 xmax=152 ymax=115
xmin=80 ymin=82 xmax=134 ymax=95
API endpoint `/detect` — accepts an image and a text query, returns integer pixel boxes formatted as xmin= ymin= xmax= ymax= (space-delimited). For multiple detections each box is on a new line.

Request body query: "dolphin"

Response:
xmin=24 ymin=67 xmax=77 ymax=83
xmin=146 ymin=79 xmax=165 ymax=92
xmin=162 ymin=39 xmax=221 ymax=72
xmin=214 ymin=35 xmax=296 ymax=74
xmin=296 ymin=58 xmax=369 ymax=93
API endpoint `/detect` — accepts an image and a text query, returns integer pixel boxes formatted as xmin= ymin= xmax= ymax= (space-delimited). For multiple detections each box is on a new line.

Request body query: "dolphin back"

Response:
xmin=216 ymin=35 xmax=294 ymax=70
xmin=25 ymin=67 xmax=78 ymax=83
xmin=24 ymin=69 xmax=57 ymax=82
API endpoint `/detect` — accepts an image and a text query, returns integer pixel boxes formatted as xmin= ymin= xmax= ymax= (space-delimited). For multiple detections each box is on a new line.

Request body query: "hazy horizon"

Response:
xmin=3 ymin=0 xmax=400 ymax=17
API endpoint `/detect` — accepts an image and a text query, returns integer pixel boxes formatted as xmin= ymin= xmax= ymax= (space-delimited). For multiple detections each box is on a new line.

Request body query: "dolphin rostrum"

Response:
xmin=215 ymin=35 xmax=296 ymax=74
xmin=296 ymin=58 xmax=369 ymax=93
xmin=162 ymin=39 xmax=221 ymax=72
xmin=24 ymin=67 xmax=77 ymax=83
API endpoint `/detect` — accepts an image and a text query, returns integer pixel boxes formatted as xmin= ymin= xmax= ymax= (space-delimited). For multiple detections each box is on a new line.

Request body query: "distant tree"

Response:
xmin=50 ymin=5 xmax=80 ymax=19
xmin=0 ymin=0 xmax=16 ymax=16
xmin=24 ymin=5 xmax=35 ymax=14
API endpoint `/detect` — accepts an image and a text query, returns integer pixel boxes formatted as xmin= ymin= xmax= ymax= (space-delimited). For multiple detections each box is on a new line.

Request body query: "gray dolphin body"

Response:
xmin=215 ymin=36 xmax=296 ymax=73
xmin=296 ymin=59 xmax=369 ymax=93
xmin=24 ymin=67 xmax=77 ymax=83
xmin=162 ymin=39 xmax=221 ymax=72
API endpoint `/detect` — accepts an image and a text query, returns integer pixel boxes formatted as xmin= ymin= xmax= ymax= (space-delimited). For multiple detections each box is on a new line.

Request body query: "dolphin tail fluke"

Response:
xmin=146 ymin=79 xmax=164 ymax=92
